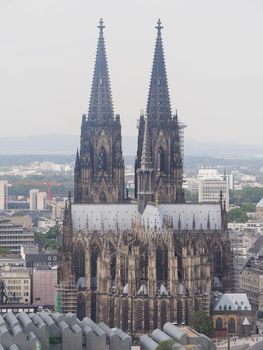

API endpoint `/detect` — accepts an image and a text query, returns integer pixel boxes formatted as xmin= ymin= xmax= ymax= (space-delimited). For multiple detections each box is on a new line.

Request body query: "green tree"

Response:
xmin=191 ymin=310 xmax=213 ymax=337
xmin=241 ymin=203 xmax=256 ymax=212
xmin=228 ymin=208 xmax=249 ymax=223
xmin=230 ymin=187 xmax=263 ymax=206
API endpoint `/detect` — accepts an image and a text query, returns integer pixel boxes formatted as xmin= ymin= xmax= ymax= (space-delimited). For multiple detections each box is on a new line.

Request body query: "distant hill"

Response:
xmin=0 ymin=134 xmax=262 ymax=159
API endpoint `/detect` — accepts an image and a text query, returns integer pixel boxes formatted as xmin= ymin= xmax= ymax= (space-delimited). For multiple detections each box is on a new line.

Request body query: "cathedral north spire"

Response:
xmin=88 ymin=19 xmax=114 ymax=122
xmin=147 ymin=19 xmax=172 ymax=121
xmin=75 ymin=20 xmax=125 ymax=204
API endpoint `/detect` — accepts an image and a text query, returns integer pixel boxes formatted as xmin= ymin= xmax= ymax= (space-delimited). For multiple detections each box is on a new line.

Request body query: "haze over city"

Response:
xmin=0 ymin=0 xmax=263 ymax=145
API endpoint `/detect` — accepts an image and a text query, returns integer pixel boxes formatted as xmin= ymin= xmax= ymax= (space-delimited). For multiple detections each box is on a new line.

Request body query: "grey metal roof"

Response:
xmin=72 ymin=202 xmax=222 ymax=233
xmin=72 ymin=203 xmax=138 ymax=231
xmin=214 ymin=293 xmax=252 ymax=311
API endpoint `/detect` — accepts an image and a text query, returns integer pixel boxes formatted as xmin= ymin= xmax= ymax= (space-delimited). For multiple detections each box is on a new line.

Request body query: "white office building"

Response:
xmin=199 ymin=180 xmax=230 ymax=211
xmin=29 ymin=189 xmax=47 ymax=211
xmin=0 ymin=181 xmax=8 ymax=210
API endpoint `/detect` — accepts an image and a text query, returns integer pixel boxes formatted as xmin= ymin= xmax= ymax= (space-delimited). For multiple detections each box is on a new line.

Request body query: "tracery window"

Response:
xmin=156 ymin=245 xmax=168 ymax=283
xmin=213 ymin=244 xmax=222 ymax=275
xmin=98 ymin=146 xmax=107 ymax=172
xmin=73 ymin=244 xmax=85 ymax=283
xmin=90 ymin=244 xmax=100 ymax=290
xmin=157 ymin=147 xmax=165 ymax=172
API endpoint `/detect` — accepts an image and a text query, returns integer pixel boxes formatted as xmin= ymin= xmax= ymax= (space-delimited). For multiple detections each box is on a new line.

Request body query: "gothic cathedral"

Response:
xmin=58 ymin=19 xmax=232 ymax=340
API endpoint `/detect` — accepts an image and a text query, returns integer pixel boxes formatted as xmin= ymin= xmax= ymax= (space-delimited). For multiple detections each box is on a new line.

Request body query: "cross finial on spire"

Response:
xmin=155 ymin=19 xmax=163 ymax=35
xmin=98 ymin=18 xmax=105 ymax=35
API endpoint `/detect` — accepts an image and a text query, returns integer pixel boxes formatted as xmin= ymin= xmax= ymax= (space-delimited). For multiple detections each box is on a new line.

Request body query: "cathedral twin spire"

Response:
xmin=88 ymin=18 xmax=171 ymax=123
xmin=147 ymin=19 xmax=172 ymax=121
xmin=75 ymin=19 xmax=183 ymax=205
xmin=88 ymin=19 xmax=114 ymax=123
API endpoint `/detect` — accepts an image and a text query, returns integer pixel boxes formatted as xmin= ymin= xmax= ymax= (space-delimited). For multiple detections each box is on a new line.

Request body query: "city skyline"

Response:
xmin=0 ymin=0 xmax=263 ymax=145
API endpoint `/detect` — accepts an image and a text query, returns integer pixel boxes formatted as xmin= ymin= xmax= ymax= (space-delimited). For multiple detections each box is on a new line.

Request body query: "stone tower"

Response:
xmin=74 ymin=19 xmax=125 ymax=203
xmin=135 ymin=20 xmax=184 ymax=212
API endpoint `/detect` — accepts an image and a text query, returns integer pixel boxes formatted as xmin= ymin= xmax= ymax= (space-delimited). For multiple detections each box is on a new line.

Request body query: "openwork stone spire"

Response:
xmin=147 ymin=19 xmax=172 ymax=121
xmin=141 ymin=118 xmax=152 ymax=170
xmin=88 ymin=19 xmax=114 ymax=122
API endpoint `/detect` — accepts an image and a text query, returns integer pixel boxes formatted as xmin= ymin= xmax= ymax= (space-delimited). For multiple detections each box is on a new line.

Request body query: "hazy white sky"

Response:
xmin=0 ymin=0 xmax=262 ymax=144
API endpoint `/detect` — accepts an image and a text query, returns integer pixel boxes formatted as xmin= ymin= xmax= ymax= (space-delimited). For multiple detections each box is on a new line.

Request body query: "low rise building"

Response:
xmin=212 ymin=293 xmax=254 ymax=338
xmin=240 ymin=259 xmax=263 ymax=311
xmin=32 ymin=266 xmax=57 ymax=306
xmin=0 ymin=265 xmax=31 ymax=304
xmin=0 ymin=254 xmax=26 ymax=268
xmin=24 ymin=250 xmax=58 ymax=268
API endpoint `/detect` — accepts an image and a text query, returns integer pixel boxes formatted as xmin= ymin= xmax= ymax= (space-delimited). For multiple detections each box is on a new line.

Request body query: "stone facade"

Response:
xmin=58 ymin=19 xmax=233 ymax=340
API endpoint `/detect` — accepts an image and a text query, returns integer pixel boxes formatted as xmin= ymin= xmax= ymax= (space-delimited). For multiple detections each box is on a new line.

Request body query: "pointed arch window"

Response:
xmin=109 ymin=242 xmax=116 ymax=283
xmin=90 ymin=244 xmax=100 ymax=290
xmin=73 ymin=244 xmax=85 ymax=283
xmin=213 ymin=245 xmax=222 ymax=275
xmin=216 ymin=318 xmax=223 ymax=330
xmin=156 ymin=245 xmax=168 ymax=283
xmin=139 ymin=250 xmax=148 ymax=281
xmin=228 ymin=318 xmax=236 ymax=333
xmin=98 ymin=146 xmax=107 ymax=172
xmin=157 ymin=147 xmax=165 ymax=172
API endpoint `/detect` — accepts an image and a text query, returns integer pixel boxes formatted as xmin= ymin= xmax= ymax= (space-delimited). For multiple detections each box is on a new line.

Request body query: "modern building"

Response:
xmin=30 ymin=189 xmax=47 ymax=211
xmin=140 ymin=322 xmax=216 ymax=350
xmin=0 ymin=218 xmax=34 ymax=254
xmin=0 ymin=312 xmax=131 ymax=350
xmin=32 ymin=266 xmax=57 ymax=306
xmin=212 ymin=293 xmax=254 ymax=337
xmin=29 ymin=189 xmax=39 ymax=211
xmin=37 ymin=191 xmax=47 ymax=211
xmin=0 ymin=180 xmax=8 ymax=210
xmin=198 ymin=168 xmax=234 ymax=190
xmin=58 ymin=19 xmax=232 ymax=339
xmin=0 ymin=265 xmax=31 ymax=304
xmin=199 ymin=179 xmax=230 ymax=211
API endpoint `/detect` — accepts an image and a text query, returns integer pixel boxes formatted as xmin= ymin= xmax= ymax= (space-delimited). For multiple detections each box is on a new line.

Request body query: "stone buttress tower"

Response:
xmin=135 ymin=20 xmax=184 ymax=212
xmin=74 ymin=19 xmax=125 ymax=203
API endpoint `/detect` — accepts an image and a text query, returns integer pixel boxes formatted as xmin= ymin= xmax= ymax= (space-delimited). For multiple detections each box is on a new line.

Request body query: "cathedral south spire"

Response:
xmin=147 ymin=19 xmax=172 ymax=121
xmin=88 ymin=19 xmax=114 ymax=122
xmin=135 ymin=20 xmax=184 ymax=204
xmin=74 ymin=20 xmax=125 ymax=204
